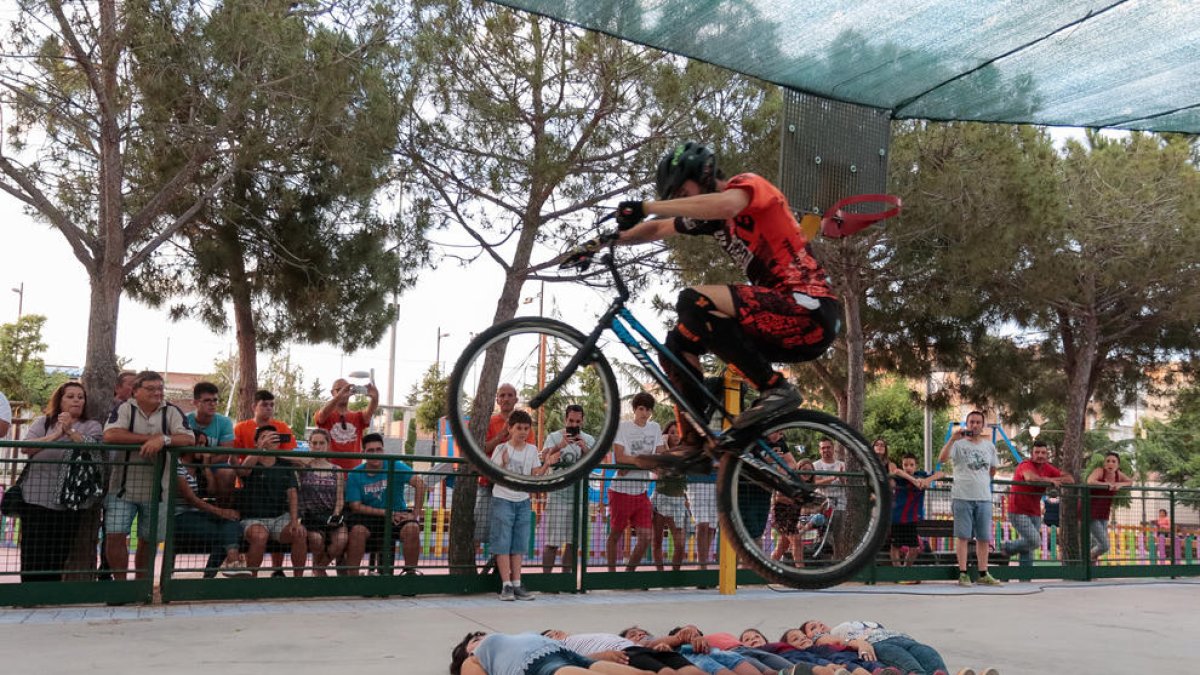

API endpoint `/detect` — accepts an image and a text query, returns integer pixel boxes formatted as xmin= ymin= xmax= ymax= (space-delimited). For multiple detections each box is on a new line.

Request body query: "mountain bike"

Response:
xmin=446 ymin=232 xmax=890 ymax=589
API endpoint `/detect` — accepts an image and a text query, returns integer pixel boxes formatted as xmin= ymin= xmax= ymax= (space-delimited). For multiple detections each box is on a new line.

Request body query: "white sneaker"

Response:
xmin=219 ymin=560 xmax=252 ymax=578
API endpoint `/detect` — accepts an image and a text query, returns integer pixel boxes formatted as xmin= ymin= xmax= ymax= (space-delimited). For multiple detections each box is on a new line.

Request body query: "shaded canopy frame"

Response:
xmin=487 ymin=0 xmax=1200 ymax=133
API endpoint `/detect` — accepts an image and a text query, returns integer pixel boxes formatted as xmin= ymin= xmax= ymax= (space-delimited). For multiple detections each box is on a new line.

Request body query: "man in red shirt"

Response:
xmin=314 ymin=378 xmax=379 ymax=470
xmin=233 ymin=390 xmax=299 ymax=453
xmin=612 ymin=142 xmax=839 ymax=453
xmin=1002 ymin=440 xmax=1067 ymax=567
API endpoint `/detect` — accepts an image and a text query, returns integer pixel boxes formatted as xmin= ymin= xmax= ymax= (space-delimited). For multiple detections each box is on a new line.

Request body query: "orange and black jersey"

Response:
xmin=673 ymin=173 xmax=835 ymax=300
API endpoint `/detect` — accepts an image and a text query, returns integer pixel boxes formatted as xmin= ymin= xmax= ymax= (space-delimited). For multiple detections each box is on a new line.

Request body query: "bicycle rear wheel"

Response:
xmin=717 ymin=409 xmax=889 ymax=589
xmin=446 ymin=317 xmax=620 ymax=492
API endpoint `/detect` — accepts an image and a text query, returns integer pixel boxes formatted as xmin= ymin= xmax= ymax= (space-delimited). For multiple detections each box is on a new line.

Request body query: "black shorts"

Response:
xmin=346 ymin=513 xmax=420 ymax=552
xmin=889 ymin=521 xmax=920 ymax=547
xmin=623 ymin=646 xmax=694 ymax=672
xmin=302 ymin=511 xmax=345 ymax=538
xmin=730 ymin=286 xmax=839 ymax=362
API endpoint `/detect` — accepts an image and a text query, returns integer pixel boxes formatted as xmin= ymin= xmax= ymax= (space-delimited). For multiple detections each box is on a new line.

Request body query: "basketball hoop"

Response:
xmin=820 ymin=193 xmax=902 ymax=238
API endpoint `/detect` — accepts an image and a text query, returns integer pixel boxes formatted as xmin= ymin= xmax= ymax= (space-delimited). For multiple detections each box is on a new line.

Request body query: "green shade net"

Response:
xmin=488 ymin=0 xmax=1200 ymax=132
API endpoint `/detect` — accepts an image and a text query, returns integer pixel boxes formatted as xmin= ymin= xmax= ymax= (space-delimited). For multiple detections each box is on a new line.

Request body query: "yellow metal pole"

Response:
xmin=719 ymin=369 xmax=742 ymax=595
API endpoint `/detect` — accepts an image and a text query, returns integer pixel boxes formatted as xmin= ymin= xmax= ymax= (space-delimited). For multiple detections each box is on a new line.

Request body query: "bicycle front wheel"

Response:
xmin=446 ymin=317 xmax=621 ymax=492
xmin=717 ymin=409 xmax=890 ymax=589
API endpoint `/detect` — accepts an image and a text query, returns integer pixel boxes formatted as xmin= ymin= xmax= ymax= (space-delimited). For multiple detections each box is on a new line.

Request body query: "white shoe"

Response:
xmin=218 ymin=560 xmax=252 ymax=578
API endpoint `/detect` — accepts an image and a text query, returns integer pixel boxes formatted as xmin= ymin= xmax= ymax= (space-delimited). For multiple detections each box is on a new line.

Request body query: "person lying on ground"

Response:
xmin=798 ymin=620 xmax=951 ymax=675
xmin=702 ymin=629 xmax=847 ymax=675
xmin=542 ymin=629 xmax=708 ymax=675
xmin=619 ymin=625 xmax=769 ymax=675
xmin=450 ymin=631 xmax=656 ymax=675
xmin=738 ymin=629 xmax=875 ymax=675
xmin=779 ymin=629 xmax=898 ymax=674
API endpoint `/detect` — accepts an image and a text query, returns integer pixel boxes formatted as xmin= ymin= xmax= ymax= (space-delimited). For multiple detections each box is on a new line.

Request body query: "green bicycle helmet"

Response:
xmin=655 ymin=141 xmax=716 ymax=199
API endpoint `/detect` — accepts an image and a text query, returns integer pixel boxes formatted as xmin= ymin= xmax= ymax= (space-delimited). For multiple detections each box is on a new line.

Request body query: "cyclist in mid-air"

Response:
xmin=610 ymin=141 xmax=841 ymax=455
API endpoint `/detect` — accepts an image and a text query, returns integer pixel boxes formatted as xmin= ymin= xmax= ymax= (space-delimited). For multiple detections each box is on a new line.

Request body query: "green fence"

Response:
xmin=1 ymin=440 xmax=1198 ymax=606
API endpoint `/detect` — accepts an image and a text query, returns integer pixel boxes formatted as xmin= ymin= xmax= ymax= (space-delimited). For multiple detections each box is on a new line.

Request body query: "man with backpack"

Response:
xmin=102 ymin=370 xmax=194 ymax=580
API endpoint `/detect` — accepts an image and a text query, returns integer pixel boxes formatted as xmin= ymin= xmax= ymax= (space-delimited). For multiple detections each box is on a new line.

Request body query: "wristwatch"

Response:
xmin=161 ymin=434 xmax=172 ymax=446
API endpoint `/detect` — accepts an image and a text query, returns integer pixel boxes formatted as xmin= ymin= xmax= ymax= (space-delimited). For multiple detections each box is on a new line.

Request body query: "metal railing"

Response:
xmin=2 ymin=440 xmax=1198 ymax=605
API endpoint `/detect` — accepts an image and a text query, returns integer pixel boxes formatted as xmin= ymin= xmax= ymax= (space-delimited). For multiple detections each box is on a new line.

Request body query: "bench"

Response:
xmin=875 ymin=519 xmax=1009 ymax=567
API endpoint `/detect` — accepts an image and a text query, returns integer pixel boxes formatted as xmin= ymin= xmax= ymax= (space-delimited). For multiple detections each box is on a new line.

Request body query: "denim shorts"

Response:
xmin=489 ymin=496 xmax=531 ymax=555
xmin=105 ymin=494 xmax=166 ymax=542
xmin=678 ymin=645 xmax=732 ymax=674
xmin=952 ymin=499 xmax=993 ymax=541
xmin=527 ymin=648 xmax=593 ymax=675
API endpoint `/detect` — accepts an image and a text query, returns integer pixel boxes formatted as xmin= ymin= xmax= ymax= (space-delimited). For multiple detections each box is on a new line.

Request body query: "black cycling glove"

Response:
xmin=614 ymin=200 xmax=646 ymax=230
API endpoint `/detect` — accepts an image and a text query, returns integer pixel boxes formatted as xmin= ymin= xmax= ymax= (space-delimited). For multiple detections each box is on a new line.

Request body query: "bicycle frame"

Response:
xmin=528 ymin=251 xmax=812 ymax=498
xmin=528 ymin=253 xmax=730 ymax=441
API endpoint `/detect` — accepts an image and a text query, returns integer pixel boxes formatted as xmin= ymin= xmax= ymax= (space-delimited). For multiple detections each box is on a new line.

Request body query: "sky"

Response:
xmin=0 ymin=196 xmax=665 ymax=408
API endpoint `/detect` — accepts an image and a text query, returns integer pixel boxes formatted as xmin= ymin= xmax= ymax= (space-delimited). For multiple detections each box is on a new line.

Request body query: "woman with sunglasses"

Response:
xmin=450 ymin=631 xmax=655 ymax=675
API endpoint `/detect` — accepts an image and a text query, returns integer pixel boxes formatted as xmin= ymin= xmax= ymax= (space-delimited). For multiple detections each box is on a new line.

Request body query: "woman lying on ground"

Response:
xmin=699 ymin=629 xmax=848 ymax=675
xmin=620 ymin=625 xmax=764 ymax=675
xmin=764 ymin=628 xmax=897 ymax=675
xmin=798 ymin=620 xmax=948 ymax=675
xmin=799 ymin=621 xmax=994 ymax=675
xmin=450 ymin=631 xmax=656 ymax=675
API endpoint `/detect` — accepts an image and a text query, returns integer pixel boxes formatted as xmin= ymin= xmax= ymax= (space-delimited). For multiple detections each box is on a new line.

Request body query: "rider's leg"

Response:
xmin=677 ymin=286 xmax=783 ymax=391
xmin=674 ymin=287 xmax=799 ymax=429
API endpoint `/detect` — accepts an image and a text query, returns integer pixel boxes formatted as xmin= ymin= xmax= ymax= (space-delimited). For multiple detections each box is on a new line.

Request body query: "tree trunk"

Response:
xmin=842 ymin=289 xmax=866 ymax=432
xmin=1057 ymin=314 xmax=1099 ymax=563
xmin=228 ymin=247 xmax=258 ymax=421
xmin=81 ymin=270 xmax=123 ymax=421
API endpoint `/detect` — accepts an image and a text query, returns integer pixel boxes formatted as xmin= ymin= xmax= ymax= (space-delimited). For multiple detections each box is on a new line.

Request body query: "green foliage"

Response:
xmin=126 ymin=0 xmax=426 ymax=360
xmin=876 ymin=124 xmax=1200 ymax=475
xmin=0 ymin=315 xmax=70 ymax=412
xmin=413 ymin=365 xmax=450 ymax=434
xmin=862 ymin=377 xmax=949 ymax=464
xmin=405 ymin=417 xmax=418 ymax=453
xmin=1134 ymin=386 xmax=1200 ymax=505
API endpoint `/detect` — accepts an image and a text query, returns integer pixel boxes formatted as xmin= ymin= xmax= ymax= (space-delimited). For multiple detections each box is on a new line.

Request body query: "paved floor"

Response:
xmin=2 ymin=579 xmax=1197 ymax=674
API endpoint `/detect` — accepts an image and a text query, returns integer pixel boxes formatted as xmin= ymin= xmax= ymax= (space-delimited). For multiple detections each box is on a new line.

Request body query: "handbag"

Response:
xmin=0 ymin=464 xmax=32 ymax=519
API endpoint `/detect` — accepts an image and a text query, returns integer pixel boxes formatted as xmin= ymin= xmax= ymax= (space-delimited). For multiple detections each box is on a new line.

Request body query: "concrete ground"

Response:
xmin=2 ymin=579 xmax=1196 ymax=674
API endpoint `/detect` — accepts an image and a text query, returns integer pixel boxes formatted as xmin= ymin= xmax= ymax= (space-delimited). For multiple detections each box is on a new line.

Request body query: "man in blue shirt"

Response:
xmin=345 ymin=433 xmax=426 ymax=575
xmin=185 ymin=381 xmax=237 ymax=507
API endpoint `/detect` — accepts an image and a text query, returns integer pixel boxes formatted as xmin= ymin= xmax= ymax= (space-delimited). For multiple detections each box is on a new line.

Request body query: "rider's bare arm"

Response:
xmin=644 ymin=189 xmax=750 ymax=220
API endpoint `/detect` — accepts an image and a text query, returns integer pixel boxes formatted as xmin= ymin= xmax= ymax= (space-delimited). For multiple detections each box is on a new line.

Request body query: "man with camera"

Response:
xmin=540 ymin=404 xmax=595 ymax=573
xmin=315 ymin=378 xmax=379 ymax=470
xmin=938 ymin=410 xmax=1002 ymax=587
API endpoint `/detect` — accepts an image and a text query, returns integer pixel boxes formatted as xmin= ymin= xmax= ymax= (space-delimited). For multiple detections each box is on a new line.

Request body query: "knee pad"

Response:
xmin=675 ymin=288 xmax=742 ymax=352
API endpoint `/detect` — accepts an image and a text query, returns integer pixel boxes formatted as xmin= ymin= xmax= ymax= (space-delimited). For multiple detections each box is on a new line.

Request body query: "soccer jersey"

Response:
xmin=673 ymin=172 xmax=834 ymax=299
xmin=892 ymin=470 xmax=930 ymax=524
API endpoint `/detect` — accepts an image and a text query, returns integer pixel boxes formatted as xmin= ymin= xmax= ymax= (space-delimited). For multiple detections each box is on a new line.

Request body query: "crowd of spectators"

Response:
xmin=0 ymin=374 xmax=1171 ymax=587
xmin=4 ymin=371 xmax=426 ymax=581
